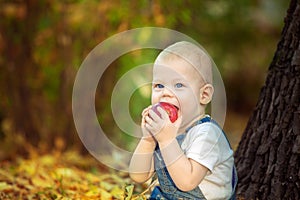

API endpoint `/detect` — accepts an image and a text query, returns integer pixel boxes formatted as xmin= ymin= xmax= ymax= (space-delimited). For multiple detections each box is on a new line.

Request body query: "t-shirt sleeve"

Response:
xmin=183 ymin=123 xmax=221 ymax=172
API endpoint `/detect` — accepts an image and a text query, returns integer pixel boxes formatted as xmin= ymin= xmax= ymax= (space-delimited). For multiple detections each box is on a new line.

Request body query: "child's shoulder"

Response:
xmin=185 ymin=121 xmax=222 ymax=142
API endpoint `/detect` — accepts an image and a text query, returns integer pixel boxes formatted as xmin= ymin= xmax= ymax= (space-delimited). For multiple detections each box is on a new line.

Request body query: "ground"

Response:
xmin=0 ymin=150 xmax=149 ymax=200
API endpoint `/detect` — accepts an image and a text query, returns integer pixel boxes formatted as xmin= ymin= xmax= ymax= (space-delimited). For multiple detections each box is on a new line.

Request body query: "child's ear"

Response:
xmin=199 ymin=84 xmax=214 ymax=105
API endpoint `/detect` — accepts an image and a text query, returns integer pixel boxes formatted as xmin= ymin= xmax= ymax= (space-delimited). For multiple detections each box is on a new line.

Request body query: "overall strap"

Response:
xmin=185 ymin=115 xmax=211 ymax=133
xmin=152 ymin=140 xmax=206 ymax=199
xmin=185 ymin=115 xmax=232 ymax=149
xmin=185 ymin=115 xmax=238 ymax=199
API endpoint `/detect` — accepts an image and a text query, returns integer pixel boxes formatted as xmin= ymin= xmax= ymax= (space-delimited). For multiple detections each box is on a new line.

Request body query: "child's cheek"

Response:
xmin=151 ymin=93 xmax=159 ymax=105
xmin=177 ymin=109 xmax=182 ymax=120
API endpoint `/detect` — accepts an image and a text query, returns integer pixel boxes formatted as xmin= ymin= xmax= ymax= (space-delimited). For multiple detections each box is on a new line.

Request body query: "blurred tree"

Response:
xmin=0 ymin=1 xmax=79 ymax=155
xmin=0 ymin=1 xmax=44 ymax=146
xmin=235 ymin=0 xmax=300 ymax=199
xmin=0 ymin=0 xmax=289 ymax=159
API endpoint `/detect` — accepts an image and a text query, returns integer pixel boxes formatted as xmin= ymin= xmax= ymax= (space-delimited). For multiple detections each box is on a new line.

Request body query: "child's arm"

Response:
xmin=145 ymin=107 xmax=209 ymax=191
xmin=129 ymin=138 xmax=156 ymax=183
xmin=159 ymin=140 xmax=208 ymax=191
xmin=129 ymin=106 xmax=156 ymax=183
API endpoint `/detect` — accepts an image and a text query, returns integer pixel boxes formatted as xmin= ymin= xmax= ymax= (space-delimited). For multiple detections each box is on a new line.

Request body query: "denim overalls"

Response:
xmin=150 ymin=116 xmax=238 ymax=200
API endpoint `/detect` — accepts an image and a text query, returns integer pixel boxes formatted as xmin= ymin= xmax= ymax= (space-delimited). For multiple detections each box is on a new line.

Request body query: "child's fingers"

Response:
xmin=156 ymin=106 xmax=170 ymax=121
xmin=144 ymin=121 xmax=154 ymax=134
xmin=141 ymin=105 xmax=152 ymax=116
xmin=145 ymin=115 xmax=155 ymax=126
xmin=148 ymin=109 xmax=161 ymax=122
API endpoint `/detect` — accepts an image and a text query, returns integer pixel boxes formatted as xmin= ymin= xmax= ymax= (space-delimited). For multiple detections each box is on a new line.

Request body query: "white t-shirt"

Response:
xmin=181 ymin=122 xmax=234 ymax=200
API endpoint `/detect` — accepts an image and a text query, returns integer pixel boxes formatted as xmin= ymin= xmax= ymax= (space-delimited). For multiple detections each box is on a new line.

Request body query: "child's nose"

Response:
xmin=162 ymin=87 xmax=174 ymax=97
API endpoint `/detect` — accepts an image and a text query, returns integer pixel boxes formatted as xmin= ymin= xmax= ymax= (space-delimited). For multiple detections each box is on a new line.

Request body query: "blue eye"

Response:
xmin=175 ymin=83 xmax=183 ymax=88
xmin=155 ymin=84 xmax=164 ymax=89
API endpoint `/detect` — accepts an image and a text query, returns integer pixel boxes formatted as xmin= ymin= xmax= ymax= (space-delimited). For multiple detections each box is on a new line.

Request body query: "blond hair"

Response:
xmin=155 ymin=41 xmax=213 ymax=84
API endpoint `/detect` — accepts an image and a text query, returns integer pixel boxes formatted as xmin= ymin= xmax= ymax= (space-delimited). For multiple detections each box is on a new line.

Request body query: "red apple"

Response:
xmin=151 ymin=102 xmax=178 ymax=123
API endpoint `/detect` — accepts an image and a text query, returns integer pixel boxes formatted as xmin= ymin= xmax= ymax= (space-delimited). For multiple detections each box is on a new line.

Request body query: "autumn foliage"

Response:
xmin=0 ymin=151 xmax=149 ymax=199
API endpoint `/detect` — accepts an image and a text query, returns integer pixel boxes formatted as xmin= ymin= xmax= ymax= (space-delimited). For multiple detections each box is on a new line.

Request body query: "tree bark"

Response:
xmin=235 ymin=0 xmax=300 ymax=199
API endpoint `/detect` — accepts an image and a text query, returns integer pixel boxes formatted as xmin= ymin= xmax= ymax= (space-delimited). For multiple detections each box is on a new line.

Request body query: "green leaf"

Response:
xmin=124 ymin=184 xmax=134 ymax=200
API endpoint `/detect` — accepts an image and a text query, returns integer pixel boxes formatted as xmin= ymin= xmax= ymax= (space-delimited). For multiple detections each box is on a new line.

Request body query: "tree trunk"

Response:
xmin=235 ymin=0 xmax=300 ymax=199
xmin=0 ymin=1 xmax=43 ymax=145
xmin=0 ymin=1 xmax=77 ymax=150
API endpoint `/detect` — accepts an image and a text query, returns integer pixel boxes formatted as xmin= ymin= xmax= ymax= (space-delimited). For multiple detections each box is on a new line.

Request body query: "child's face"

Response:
xmin=152 ymin=57 xmax=205 ymax=129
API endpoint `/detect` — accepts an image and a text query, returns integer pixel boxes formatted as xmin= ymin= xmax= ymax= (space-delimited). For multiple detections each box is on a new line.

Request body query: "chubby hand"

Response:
xmin=141 ymin=106 xmax=156 ymax=144
xmin=145 ymin=106 xmax=182 ymax=145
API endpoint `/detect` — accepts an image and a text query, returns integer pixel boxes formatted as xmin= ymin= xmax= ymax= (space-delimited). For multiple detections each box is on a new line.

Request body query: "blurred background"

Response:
xmin=0 ymin=0 xmax=290 ymax=160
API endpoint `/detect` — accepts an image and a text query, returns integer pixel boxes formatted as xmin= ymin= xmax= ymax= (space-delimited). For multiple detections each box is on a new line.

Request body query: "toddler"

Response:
xmin=129 ymin=41 xmax=237 ymax=199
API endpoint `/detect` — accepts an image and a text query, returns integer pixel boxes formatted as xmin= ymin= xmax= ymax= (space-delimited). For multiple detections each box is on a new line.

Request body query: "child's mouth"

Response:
xmin=152 ymin=102 xmax=179 ymax=123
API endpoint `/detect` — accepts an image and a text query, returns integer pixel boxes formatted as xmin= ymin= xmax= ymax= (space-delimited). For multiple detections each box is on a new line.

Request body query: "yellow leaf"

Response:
xmin=100 ymin=188 xmax=112 ymax=200
xmin=17 ymin=159 xmax=37 ymax=176
xmin=0 ymin=182 xmax=11 ymax=191
xmin=111 ymin=185 xmax=124 ymax=199
xmin=32 ymin=175 xmax=52 ymax=188
xmin=85 ymin=188 xmax=100 ymax=197
xmin=39 ymin=155 xmax=55 ymax=166
xmin=100 ymin=181 xmax=114 ymax=191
